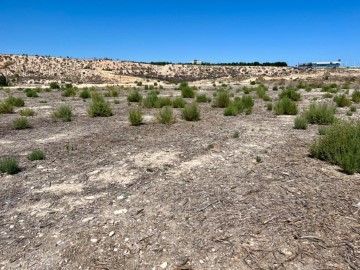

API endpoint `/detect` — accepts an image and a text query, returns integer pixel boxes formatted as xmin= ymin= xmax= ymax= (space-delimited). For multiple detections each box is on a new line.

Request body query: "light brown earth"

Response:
xmin=1 ymin=55 xmax=360 ymax=269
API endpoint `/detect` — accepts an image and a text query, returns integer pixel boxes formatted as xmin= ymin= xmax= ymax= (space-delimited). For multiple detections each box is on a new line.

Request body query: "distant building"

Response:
xmin=192 ymin=60 xmax=202 ymax=65
xmin=298 ymin=60 xmax=341 ymax=68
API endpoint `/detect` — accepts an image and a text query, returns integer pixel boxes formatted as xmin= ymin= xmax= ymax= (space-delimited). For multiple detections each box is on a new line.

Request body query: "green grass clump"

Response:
xmin=53 ymin=105 xmax=73 ymax=122
xmin=272 ymin=86 xmax=278 ymax=91
xmin=25 ymin=89 xmax=39 ymax=98
xmin=274 ymin=98 xmax=298 ymax=115
xmin=294 ymin=116 xmax=308 ymax=129
xmin=321 ymin=84 xmax=338 ymax=93
xmin=155 ymin=97 xmax=173 ymax=108
xmin=323 ymin=92 xmax=333 ymax=98
xmin=232 ymin=131 xmax=240 ymax=138
xmin=27 ymin=150 xmax=46 ymax=161
xmin=267 ymin=102 xmax=273 ymax=111
xmin=181 ymin=85 xmax=196 ymax=98
xmin=224 ymin=103 xmax=238 ymax=116
xmin=156 ymin=106 xmax=175 ymax=124
xmin=127 ymin=90 xmax=143 ymax=102
xmin=142 ymin=91 xmax=159 ymax=108
xmin=241 ymin=95 xmax=254 ymax=109
xmin=0 ymin=157 xmax=20 ymax=174
xmin=255 ymin=85 xmax=268 ymax=99
xmin=303 ymin=103 xmax=336 ymax=125
xmin=333 ymin=94 xmax=351 ymax=107
xmin=213 ymin=91 xmax=230 ymax=108
xmin=88 ymin=93 xmax=113 ymax=117
xmin=50 ymin=82 xmax=60 ymax=89
xmin=6 ymin=96 xmax=25 ymax=107
xmin=310 ymin=121 xmax=360 ymax=174
xmin=79 ymin=88 xmax=91 ymax=99
xmin=352 ymin=90 xmax=360 ymax=103
xmin=128 ymin=109 xmax=143 ymax=126
xmin=12 ymin=117 xmax=31 ymax=129
xmin=196 ymin=94 xmax=210 ymax=103
xmin=172 ymin=97 xmax=186 ymax=108
xmin=182 ymin=103 xmax=200 ymax=121
xmin=0 ymin=102 xmax=14 ymax=114
xmin=19 ymin=108 xmax=35 ymax=117
xmin=62 ymin=87 xmax=77 ymax=97
xmin=350 ymin=105 xmax=357 ymax=112
xmin=104 ymin=87 xmax=119 ymax=97
xmin=279 ymin=88 xmax=301 ymax=101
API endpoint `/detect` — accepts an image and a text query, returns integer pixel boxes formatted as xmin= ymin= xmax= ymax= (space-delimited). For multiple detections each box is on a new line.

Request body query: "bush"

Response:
xmin=182 ymin=103 xmax=200 ymax=121
xmin=213 ymin=91 xmax=230 ymax=108
xmin=333 ymin=94 xmax=351 ymax=107
xmin=352 ymin=90 xmax=360 ymax=103
xmin=181 ymin=85 xmax=195 ymax=98
xmin=279 ymin=88 xmax=301 ymax=101
xmin=50 ymin=82 xmax=60 ymax=89
xmin=156 ymin=106 xmax=175 ymax=124
xmin=88 ymin=93 xmax=113 ymax=117
xmin=224 ymin=103 xmax=238 ymax=116
xmin=79 ymin=88 xmax=91 ymax=99
xmin=12 ymin=117 xmax=31 ymax=129
xmin=155 ymin=97 xmax=173 ymax=108
xmin=323 ymin=92 xmax=333 ymax=98
xmin=310 ymin=121 xmax=360 ymax=174
xmin=25 ymin=89 xmax=38 ymax=98
xmin=272 ymin=86 xmax=278 ymax=91
xmin=127 ymin=90 xmax=143 ymax=102
xmin=321 ymin=84 xmax=338 ymax=93
xmin=128 ymin=109 xmax=143 ymax=126
xmin=19 ymin=108 xmax=35 ymax=117
xmin=350 ymin=105 xmax=357 ymax=112
xmin=274 ymin=98 xmax=298 ymax=115
xmin=62 ymin=87 xmax=77 ymax=97
xmin=0 ymin=102 xmax=14 ymax=114
xmin=142 ymin=91 xmax=158 ymax=108
xmin=267 ymin=102 xmax=273 ymax=111
xmin=0 ymin=157 xmax=20 ymax=174
xmin=294 ymin=116 xmax=308 ymax=129
xmin=255 ymin=85 xmax=268 ymax=99
xmin=6 ymin=96 xmax=24 ymax=107
xmin=303 ymin=103 xmax=336 ymax=125
xmin=104 ymin=87 xmax=119 ymax=97
xmin=28 ymin=150 xmax=46 ymax=161
xmin=53 ymin=105 xmax=73 ymax=122
xmin=241 ymin=95 xmax=254 ymax=109
xmin=196 ymin=94 xmax=209 ymax=103
xmin=172 ymin=97 xmax=186 ymax=108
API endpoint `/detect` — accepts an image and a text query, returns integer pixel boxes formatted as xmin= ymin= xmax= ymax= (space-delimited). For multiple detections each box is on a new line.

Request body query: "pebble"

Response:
xmin=82 ymin=217 xmax=94 ymax=223
xmin=160 ymin=262 xmax=168 ymax=269
xmin=114 ymin=209 xmax=128 ymax=215
xmin=90 ymin=238 xmax=98 ymax=243
xmin=109 ymin=231 xmax=115 ymax=237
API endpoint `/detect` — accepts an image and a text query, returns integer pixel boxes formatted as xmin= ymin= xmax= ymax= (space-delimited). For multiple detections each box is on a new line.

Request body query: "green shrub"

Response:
xmin=88 ymin=93 xmax=113 ymax=117
xmin=127 ymin=90 xmax=143 ymax=102
xmin=0 ymin=102 xmax=14 ymax=114
xmin=12 ymin=117 xmax=31 ymax=129
xmin=267 ymin=102 xmax=273 ymax=111
xmin=172 ymin=97 xmax=186 ymax=108
xmin=333 ymin=94 xmax=351 ymax=107
xmin=350 ymin=105 xmax=357 ymax=112
xmin=142 ymin=91 xmax=159 ymax=108
xmin=232 ymin=131 xmax=240 ymax=138
xmin=0 ymin=157 xmax=20 ymax=174
xmin=6 ymin=96 xmax=24 ymax=107
xmin=274 ymin=98 xmax=298 ymax=115
xmin=79 ymin=88 xmax=91 ymax=99
xmin=224 ymin=103 xmax=238 ymax=116
xmin=279 ymin=88 xmax=301 ymax=101
xmin=321 ymin=84 xmax=338 ymax=93
xmin=255 ymin=85 xmax=268 ymax=99
xmin=272 ymin=86 xmax=278 ymax=91
xmin=128 ymin=109 xmax=143 ymax=126
xmin=155 ymin=97 xmax=173 ymax=108
xmin=28 ymin=150 xmax=46 ymax=161
xmin=243 ymin=87 xmax=252 ymax=94
xmin=250 ymin=81 xmax=256 ymax=85
xmin=104 ymin=87 xmax=119 ymax=97
xmin=25 ymin=89 xmax=38 ymax=98
xmin=19 ymin=108 xmax=35 ymax=117
xmin=213 ymin=91 xmax=230 ymax=108
xmin=53 ymin=105 xmax=73 ymax=122
xmin=241 ymin=95 xmax=254 ymax=109
xmin=136 ymin=81 xmax=142 ymax=86
xmin=294 ymin=116 xmax=308 ymax=129
xmin=181 ymin=85 xmax=195 ymax=98
xmin=346 ymin=111 xmax=353 ymax=116
xmin=318 ymin=126 xmax=329 ymax=135
xmin=196 ymin=94 xmax=209 ymax=103
xmin=310 ymin=121 xmax=360 ymax=174
xmin=352 ymin=90 xmax=360 ymax=103
xmin=182 ymin=103 xmax=200 ymax=121
xmin=303 ymin=103 xmax=336 ymax=125
xmin=62 ymin=87 xmax=77 ymax=97
xmin=50 ymin=82 xmax=60 ymax=89
xmin=323 ymin=92 xmax=333 ymax=98
xmin=156 ymin=106 xmax=175 ymax=124
xmin=114 ymin=99 xmax=120 ymax=104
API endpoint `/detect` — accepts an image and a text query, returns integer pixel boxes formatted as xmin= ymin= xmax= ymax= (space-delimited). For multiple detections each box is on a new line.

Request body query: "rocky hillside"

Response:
xmin=0 ymin=54 xmax=303 ymax=85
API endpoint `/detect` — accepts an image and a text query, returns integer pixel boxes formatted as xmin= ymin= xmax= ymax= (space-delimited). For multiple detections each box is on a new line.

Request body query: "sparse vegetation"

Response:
xmin=6 ymin=96 xmax=24 ymax=107
xmin=28 ymin=150 xmax=46 ymax=161
xmin=127 ymin=90 xmax=143 ymax=103
xmin=274 ymin=97 xmax=298 ymax=115
xmin=155 ymin=97 xmax=173 ymax=108
xmin=79 ymin=88 xmax=91 ymax=99
xmin=180 ymin=83 xmax=196 ymax=98
xmin=12 ymin=117 xmax=31 ymax=129
xmin=333 ymin=94 xmax=351 ymax=107
xmin=88 ymin=92 xmax=113 ymax=117
xmin=156 ymin=106 xmax=175 ymax=124
xmin=279 ymin=88 xmax=301 ymax=101
xmin=172 ymin=97 xmax=186 ymax=108
xmin=0 ymin=157 xmax=20 ymax=175
xmin=25 ymin=88 xmax=39 ymax=98
xmin=0 ymin=102 xmax=14 ymax=114
xmin=182 ymin=103 xmax=200 ymax=121
xmin=62 ymin=87 xmax=77 ymax=97
xmin=213 ymin=91 xmax=230 ymax=108
xmin=19 ymin=108 xmax=35 ymax=116
xmin=294 ymin=116 xmax=308 ymax=129
xmin=53 ymin=105 xmax=73 ymax=122
xmin=128 ymin=108 xmax=143 ymax=126
xmin=196 ymin=94 xmax=210 ymax=103
xmin=303 ymin=103 xmax=336 ymax=125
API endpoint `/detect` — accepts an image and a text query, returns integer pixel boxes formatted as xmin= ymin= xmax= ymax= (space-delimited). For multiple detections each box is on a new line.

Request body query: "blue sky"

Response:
xmin=1 ymin=0 xmax=359 ymax=66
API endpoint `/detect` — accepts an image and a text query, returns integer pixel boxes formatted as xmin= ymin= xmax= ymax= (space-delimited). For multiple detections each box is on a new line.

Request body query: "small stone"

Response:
xmin=109 ymin=231 xmax=115 ymax=237
xmin=114 ymin=209 xmax=127 ymax=215
xmin=199 ymin=260 xmax=204 ymax=264
xmin=82 ymin=217 xmax=94 ymax=223
xmin=9 ymin=225 xmax=14 ymax=229
xmin=160 ymin=262 xmax=168 ymax=269
xmin=90 ymin=238 xmax=98 ymax=243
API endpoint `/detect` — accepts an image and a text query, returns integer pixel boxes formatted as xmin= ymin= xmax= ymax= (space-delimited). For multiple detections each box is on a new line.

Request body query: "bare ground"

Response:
xmin=1 ymin=85 xmax=360 ymax=270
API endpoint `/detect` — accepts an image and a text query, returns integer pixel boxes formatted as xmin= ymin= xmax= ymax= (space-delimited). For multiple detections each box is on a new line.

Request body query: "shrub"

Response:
xmin=256 ymin=156 xmax=262 ymax=163
xmin=294 ymin=116 xmax=308 ymax=129
xmin=62 ymin=87 xmax=77 ymax=97
xmin=250 ymin=81 xmax=256 ymax=85
xmin=213 ymin=91 xmax=230 ymax=108
xmin=274 ymin=98 xmax=298 ymax=115
xmin=0 ymin=157 xmax=20 ymax=174
xmin=104 ymin=87 xmax=119 ymax=97
xmin=323 ymin=92 xmax=333 ymax=98
xmin=350 ymin=105 xmax=357 ymax=112
xmin=243 ymin=87 xmax=252 ymax=94
xmin=272 ymin=86 xmax=278 ymax=91
xmin=155 ymin=97 xmax=173 ymax=108
xmin=303 ymin=103 xmax=336 ymax=125
xmin=352 ymin=90 xmax=360 ymax=103
xmin=156 ymin=106 xmax=175 ymax=124
xmin=196 ymin=94 xmax=209 ymax=103
xmin=28 ymin=150 xmax=46 ymax=161
xmin=19 ymin=108 xmax=35 ymax=117
xmin=181 ymin=85 xmax=195 ymax=98
xmin=318 ymin=126 xmax=329 ymax=135
xmin=0 ymin=102 xmax=14 ymax=114
xmin=346 ymin=111 xmax=353 ymax=116
xmin=182 ymin=103 xmax=200 ymax=121
xmin=127 ymin=90 xmax=143 ymax=102
xmin=172 ymin=97 xmax=186 ymax=108
xmin=6 ymin=96 xmax=24 ymax=107
xmin=255 ymin=85 xmax=268 ymax=99
xmin=224 ymin=103 xmax=238 ymax=116
xmin=88 ymin=93 xmax=113 ymax=117
xmin=114 ymin=99 xmax=120 ymax=104
xmin=333 ymin=94 xmax=351 ymax=107
xmin=279 ymin=88 xmax=301 ymax=101
xmin=53 ymin=105 xmax=73 ymax=122
xmin=136 ymin=81 xmax=142 ymax=86
xmin=267 ymin=102 xmax=273 ymax=111
xmin=321 ymin=84 xmax=338 ymax=93
xmin=241 ymin=95 xmax=254 ymax=109
xmin=232 ymin=131 xmax=240 ymax=138
xmin=128 ymin=109 xmax=143 ymax=126
xmin=25 ymin=89 xmax=38 ymax=98
xmin=50 ymin=82 xmax=60 ymax=89
xmin=79 ymin=88 xmax=91 ymax=99
xmin=310 ymin=121 xmax=360 ymax=174
xmin=142 ymin=91 xmax=159 ymax=108
xmin=12 ymin=117 xmax=31 ymax=129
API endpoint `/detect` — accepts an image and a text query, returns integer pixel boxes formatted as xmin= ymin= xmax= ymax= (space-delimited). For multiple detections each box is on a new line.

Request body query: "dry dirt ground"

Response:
xmin=1 ymin=83 xmax=360 ymax=270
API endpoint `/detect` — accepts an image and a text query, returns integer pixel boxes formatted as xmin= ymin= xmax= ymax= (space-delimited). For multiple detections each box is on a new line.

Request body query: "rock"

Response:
xmin=90 ymin=238 xmax=98 ymax=243
xmin=109 ymin=231 xmax=115 ymax=237
xmin=82 ymin=217 xmax=94 ymax=223
xmin=114 ymin=209 xmax=127 ymax=215
xmin=160 ymin=262 xmax=168 ymax=269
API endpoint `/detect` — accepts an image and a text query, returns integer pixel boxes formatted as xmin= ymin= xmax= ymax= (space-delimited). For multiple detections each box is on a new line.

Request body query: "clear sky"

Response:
xmin=1 ymin=0 xmax=359 ymax=66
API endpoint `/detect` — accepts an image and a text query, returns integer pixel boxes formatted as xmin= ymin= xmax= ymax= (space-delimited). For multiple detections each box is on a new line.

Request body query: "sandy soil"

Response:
xmin=1 ymin=82 xmax=360 ymax=270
